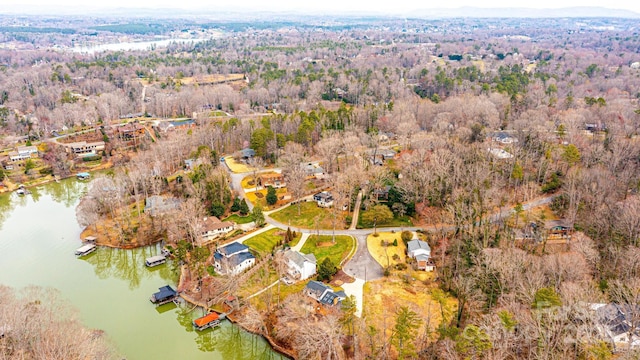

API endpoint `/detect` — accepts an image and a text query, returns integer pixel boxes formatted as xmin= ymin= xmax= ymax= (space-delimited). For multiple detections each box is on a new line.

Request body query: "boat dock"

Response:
xmin=150 ymin=285 xmax=178 ymax=305
xmin=76 ymin=172 xmax=91 ymax=180
xmin=145 ymin=255 xmax=166 ymax=267
xmin=193 ymin=311 xmax=226 ymax=331
xmin=75 ymin=243 xmax=97 ymax=257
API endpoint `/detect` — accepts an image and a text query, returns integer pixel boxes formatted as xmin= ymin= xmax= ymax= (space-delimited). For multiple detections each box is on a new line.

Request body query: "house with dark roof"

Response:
xmin=284 ymin=249 xmax=317 ymax=280
xmin=304 ymin=280 xmax=346 ymax=306
xmin=373 ymin=185 xmax=392 ymax=201
xmin=313 ymin=191 xmax=334 ymax=208
xmin=592 ymin=303 xmax=640 ymax=350
xmin=150 ymin=285 xmax=177 ymax=304
xmin=117 ymin=123 xmax=146 ymax=141
xmin=367 ymin=148 xmax=396 ymax=166
xmin=544 ymin=220 xmax=572 ymax=241
xmin=240 ymin=148 xmax=255 ymax=161
xmin=213 ymin=242 xmax=255 ymax=275
xmin=407 ymin=239 xmax=434 ymax=271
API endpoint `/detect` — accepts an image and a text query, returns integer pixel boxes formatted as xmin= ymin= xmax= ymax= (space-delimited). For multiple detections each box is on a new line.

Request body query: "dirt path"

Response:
xmin=349 ymin=190 xmax=363 ymax=230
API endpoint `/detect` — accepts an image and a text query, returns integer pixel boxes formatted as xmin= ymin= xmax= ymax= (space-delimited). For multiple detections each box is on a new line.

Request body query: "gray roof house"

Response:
xmin=407 ymin=239 xmax=435 ymax=271
xmin=284 ymin=250 xmax=317 ymax=280
xmin=592 ymin=303 xmax=640 ymax=350
xmin=304 ymin=280 xmax=345 ymax=306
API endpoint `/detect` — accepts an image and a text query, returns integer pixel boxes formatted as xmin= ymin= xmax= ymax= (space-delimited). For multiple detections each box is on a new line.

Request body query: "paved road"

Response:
xmin=343 ymin=234 xmax=384 ymax=281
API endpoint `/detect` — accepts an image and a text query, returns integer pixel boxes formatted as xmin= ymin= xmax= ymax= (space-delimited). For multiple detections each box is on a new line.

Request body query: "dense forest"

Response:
xmin=2 ymin=14 xmax=640 ymax=359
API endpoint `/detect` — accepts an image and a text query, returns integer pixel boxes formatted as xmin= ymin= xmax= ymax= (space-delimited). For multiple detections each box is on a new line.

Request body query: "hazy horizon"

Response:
xmin=2 ymin=2 xmax=640 ymax=17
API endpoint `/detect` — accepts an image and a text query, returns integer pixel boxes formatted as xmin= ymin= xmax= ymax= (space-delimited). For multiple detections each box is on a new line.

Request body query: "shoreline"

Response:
xmin=177 ymin=265 xmax=297 ymax=359
xmin=0 ymin=162 xmax=114 ymax=194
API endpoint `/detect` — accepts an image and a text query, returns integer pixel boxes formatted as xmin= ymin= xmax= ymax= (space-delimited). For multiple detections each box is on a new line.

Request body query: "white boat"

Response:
xmin=145 ymin=255 xmax=166 ymax=267
xmin=75 ymin=243 xmax=96 ymax=257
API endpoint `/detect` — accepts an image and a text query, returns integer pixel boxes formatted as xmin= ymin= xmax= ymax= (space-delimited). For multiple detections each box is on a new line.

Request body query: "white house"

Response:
xmin=407 ymin=239 xmax=435 ymax=271
xmin=213 ymin=242 xmax=255 ymax=275
xmin=492 ymin=132 xmax=518 ymax=144
xmin=488 ymin=147 xmax=514 ymax=159
xmin=201 ymin=216 xmax=235 ymax=243
xmin=592 ymin=303 xmax=640 ymax=351
xmin=66 ymin=141 xmax=105 ymax=157
xmin=313 ymin=191 xmax=334 ymax=208
xmin=8 ymin=145 xmax=38 ymax=162
xmin=284 ymin=250 xmax=317 ymax=280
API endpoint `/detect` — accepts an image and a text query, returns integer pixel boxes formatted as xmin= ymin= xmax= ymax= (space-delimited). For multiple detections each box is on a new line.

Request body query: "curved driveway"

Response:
xmin=343 ymin=234 xmax=383 ymax=281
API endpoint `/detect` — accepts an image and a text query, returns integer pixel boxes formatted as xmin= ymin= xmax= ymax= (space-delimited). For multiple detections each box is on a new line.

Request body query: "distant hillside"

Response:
xmin=408 ymin=6 xmax=640 ymax=18
xmin=2 ymin=5 xmax=639 ymax=19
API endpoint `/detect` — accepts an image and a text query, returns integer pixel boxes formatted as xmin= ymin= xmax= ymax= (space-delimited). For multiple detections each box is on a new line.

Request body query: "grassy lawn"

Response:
xmin=243 ymin=228 xmax=301 ymax=257
xmin=245 ymin=188 xmax=288 ymax=210
xmin=249 ymin=279 xmax=310 ymax=312
xmin=357 ymin=212 xmax=413 ymax=229
xmin=166 ymin=170 xmax=185 ymax=183
xmin=237 ymin=262 xmax=280 ymax=300
xmin=270 ymin=201 xmax=346 ymax=230
xmin=363 ymin=277 xmax=457 ymax=346
xmin=223 ymin=214 xmax=254 ymax=224
xmin=241 ymin=171 xmax=281 ymax=189
xmin=300 ymin=235 xmax=355 ymax=266
xmin=225 ymin=157 xmax=253 ymax=173
xmin=367 ymin=232 xmax=410 ymax=269
xmin=241 ymin=175 xmax=257 ymax=189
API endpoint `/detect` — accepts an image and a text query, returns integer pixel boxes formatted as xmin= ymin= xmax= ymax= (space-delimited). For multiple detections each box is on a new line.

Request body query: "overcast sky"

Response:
xmin=4 ymin=0 xmax=640 ymax=13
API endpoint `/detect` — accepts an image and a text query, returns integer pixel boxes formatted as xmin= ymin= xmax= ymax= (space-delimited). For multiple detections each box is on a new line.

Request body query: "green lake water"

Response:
xmin=0 ymin=179 xmax=284 ymax=360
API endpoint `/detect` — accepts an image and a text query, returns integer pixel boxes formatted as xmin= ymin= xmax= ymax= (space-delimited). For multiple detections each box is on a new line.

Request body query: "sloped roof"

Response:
xmin=203 ymin=216 xmax=234 ymax=232
xmin=408 ymin=239 xmax=431 ymax=253
xmin=218 ymin=242 xmax=248 ymax=257
xmin=229 ymin=251 xmax=255 ymax=267
xmin=320 ymin=291 xmax=340 ymax=305
xmin=193 ymin=312 xmax=219 ymax=327
xmin=153 ymin=285 xmax=176 ymax=302
xmin=241 ymin=148 xmax=255 ymax=157
xmin=415 ymin=254 xmax=430 ymax=262
xmin=306 ymin=280 xmax=330 ymax=294
xmin=334 ymin=291 xmax=347 ymax=299
xmin=314 ymin=191 xmax=333 ymax=201
xmin=304 ymin=253 xmax=317 ymax=264
xmin=285 ymin=250 xmax=316 ymax=269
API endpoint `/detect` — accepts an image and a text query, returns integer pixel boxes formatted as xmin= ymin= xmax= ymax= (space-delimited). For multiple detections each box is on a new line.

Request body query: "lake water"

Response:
xmin=0 ymin=179 xmax=283 ymax=360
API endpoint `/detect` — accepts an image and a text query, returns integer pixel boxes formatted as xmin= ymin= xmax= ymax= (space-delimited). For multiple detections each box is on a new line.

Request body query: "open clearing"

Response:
xmin=225 ymin=157 xmax=254 ymax=173
xmin=270 ymin=201 xmax=346 ymax=230
xmin=244 ymin=228 xmax=301 ymax=257
xmin=300 ymin=234 xmax=354 ymax=266
xmin=363 ymin=275 xmax=457 ymax=348
xmin=366 ymin=232 xmax=409 ymax=269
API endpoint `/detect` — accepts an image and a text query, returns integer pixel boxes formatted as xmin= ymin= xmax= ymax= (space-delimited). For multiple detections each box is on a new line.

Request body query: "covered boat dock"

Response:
xmin=150 ymin=285 xmax=178 ymax=305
